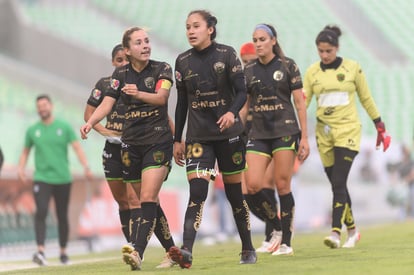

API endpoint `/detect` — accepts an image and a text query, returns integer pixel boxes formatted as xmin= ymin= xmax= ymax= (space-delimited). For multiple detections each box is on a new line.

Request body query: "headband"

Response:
xmin=254 ymin=24 xmax=274 ymax=38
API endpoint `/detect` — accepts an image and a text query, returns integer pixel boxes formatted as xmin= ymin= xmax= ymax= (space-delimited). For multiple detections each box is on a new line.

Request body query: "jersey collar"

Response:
xmin=320 ymin=57 xmax=342 ymax=71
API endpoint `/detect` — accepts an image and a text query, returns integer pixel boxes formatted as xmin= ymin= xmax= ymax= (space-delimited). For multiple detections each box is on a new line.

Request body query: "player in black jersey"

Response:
xmin=84 ymin=44 xmax=141 ymax=248
xmin=168 ymin=10 xmax=256 ymax=268
xmin=239 ymin=42 xmax=280 ymax=254
xmin=242 ymin=24 xmax=310 ymax=256
xmin=80 ymin=27 xmax=175 ymax=271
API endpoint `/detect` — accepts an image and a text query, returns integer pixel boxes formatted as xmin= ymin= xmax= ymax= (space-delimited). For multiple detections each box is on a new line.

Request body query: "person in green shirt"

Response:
xmin=18 ymin=94 xmax=92 ymax=266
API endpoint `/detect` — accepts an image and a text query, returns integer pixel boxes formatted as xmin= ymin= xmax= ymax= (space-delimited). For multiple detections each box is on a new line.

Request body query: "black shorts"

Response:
xmin=102 ymin=141 xmax=123 ymax=180
xmin=121 ymin=142 xmax=173 ymax=183
xmin=185 ymin=135 xmax=246 ymax=176
xmin=246 ymin=134 xmax=300 ymax=157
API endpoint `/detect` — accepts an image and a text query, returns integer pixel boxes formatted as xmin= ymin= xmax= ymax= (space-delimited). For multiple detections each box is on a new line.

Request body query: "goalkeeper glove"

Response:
xmin=375 ymin=121 xmax=391 ymax=152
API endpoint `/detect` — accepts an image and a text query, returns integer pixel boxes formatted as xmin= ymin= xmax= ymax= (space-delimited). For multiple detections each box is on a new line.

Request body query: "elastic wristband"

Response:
xmin=373 ymin=117 xmax=381 ymax=124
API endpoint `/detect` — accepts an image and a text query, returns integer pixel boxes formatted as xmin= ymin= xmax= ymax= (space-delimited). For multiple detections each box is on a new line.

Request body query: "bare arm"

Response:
xmin=292 ymin=88 xmax=310 ymax=162
xmin=17 ymin=147 xmax=31 ymax=183
xmin=122 ymin=84 xmax=169 ymax=106
xmin=80 ymin=96 xmax=116 ymax=139
xmin=71 ymin=140 xmax=93 ymax=180
xmin=84 ymin=104 xmax=119 ymax=137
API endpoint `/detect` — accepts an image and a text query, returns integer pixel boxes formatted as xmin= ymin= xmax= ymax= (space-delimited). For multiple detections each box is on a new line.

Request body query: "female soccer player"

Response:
xmin=242 ymin=23 xmax=309 ymax=256
xmin=83 ymin=44 xmax=177 ymax=268
xmin=239 ymin=42 xmax=280 ymax=253
xmin=169 ymin=10 xmax=256 ymax=268
xmin=83 ymin=44 xmax=139 ymax=246
xmin=80 ymin=27 xmax=175 ymax=270
xmin=304 ymin=25 xmax=390 ymax=248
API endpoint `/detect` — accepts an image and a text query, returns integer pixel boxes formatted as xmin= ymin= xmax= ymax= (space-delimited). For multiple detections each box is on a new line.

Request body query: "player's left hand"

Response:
xmin=375 ymin=121 xmax=391 ymax=152
xmin=297 ymin=138 xmax=310 ymax=162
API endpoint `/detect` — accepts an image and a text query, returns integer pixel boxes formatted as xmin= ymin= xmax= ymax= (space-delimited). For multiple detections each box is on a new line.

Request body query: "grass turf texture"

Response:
xmin=2 ymin=221 xmax=413 ymax=275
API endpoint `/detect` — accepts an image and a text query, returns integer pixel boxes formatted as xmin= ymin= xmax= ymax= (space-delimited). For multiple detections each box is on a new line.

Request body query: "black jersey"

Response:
xmin=86 ymin=76 xmax=126 ymax=134
xmin=244 ymin=56 xmax=303 ymax=139
xmin=106 ymin=61 xmax=173 ymax=145
xmin=174 ymin=42 xmax=246 ymax=142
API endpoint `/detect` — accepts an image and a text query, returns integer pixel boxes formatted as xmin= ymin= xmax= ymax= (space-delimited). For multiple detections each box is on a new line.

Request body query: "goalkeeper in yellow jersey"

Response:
xmin=304 ymin=25 xmax=391 ymax=249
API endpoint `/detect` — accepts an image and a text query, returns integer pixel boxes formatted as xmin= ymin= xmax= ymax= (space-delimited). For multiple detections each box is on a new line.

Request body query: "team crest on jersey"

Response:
xmin=92 ymin=89 xmax=102 ymax=100
xmin=175 ymin=71 xmax=182 ymax=82
xmin=324 ymin=106 xmax=335 ymax=115
xmin=110 ymin=78 xmax=120 ymax=89
xmin=213 ymin=62 xmax=225 ymax=74
xmin=273 ymin=70 xmax=283 ymax=81
xmin=144 ymin=77 xmax=155 ymax=89
xmin=153 ymin=150 xmax=165 ymax=163
xmin=232 ymin=152 xmax=243 ymax=165
xmin=337 ymin=73 xmax=345 ymax=82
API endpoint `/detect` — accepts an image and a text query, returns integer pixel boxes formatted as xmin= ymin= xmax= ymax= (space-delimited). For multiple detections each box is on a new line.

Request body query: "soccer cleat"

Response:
xmin=60 ymin=254 xmax=70 ymax=265
xmin=324 ymin=235 xmax=340 ymax=249
xmin=272 ymin=244 xmax=294 ymax=256
xmin=156 ymin=252 xmax=177 ymax=268
xmin=121 ymin=244 xmax=134 ymax=264
xmin=121 ymin=244 xmax=134 ymax=254
xmin=239 ymin=250 xmax=257 ymax=264
xmin=32 ymin=251 xmax=48 ymax=266
xmin=123 ymin=250 xmax=142 ymax=271
xmin=256 ymin=241 xmax=271 ymax=253
xmin=267 ymin=230 xmax=282 ymax=252
xmin=168 ymin=246 xmax=193 ymax=269
xmin=342 ymin=231 xmax=360 ymax=248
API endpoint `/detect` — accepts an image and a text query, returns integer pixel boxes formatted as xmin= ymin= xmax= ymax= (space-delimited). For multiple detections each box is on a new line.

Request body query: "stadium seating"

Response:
xmin=10 ymin=0 xmax=414 ymax=142
xmin=353 ymin=0 xmax=414 ymax=60
xmin=11 ymin=0 xmax=414 ymax=142
xmin=19 ymin=1 xmax=125 ymax=56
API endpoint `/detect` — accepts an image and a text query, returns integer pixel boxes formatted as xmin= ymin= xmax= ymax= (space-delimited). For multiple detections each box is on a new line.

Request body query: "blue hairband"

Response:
xmin=254 ymin=24 xmax=274 ymax=37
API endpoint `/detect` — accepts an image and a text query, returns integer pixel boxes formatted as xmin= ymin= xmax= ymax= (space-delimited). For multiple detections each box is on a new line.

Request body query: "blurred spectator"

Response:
xmin=386 ymin=144 xmax=414 ymax=217
xmin=359 ymin=149 xmax=378 ymax=184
